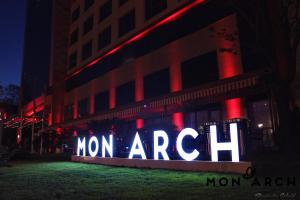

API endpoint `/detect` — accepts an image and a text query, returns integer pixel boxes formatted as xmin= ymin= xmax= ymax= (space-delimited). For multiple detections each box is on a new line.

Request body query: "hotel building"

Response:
xmin=19 ymin=0 xmax=292 ymax=158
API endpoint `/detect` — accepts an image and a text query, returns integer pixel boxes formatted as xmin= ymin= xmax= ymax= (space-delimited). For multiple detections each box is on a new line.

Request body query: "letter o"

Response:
xmin=88 ymin=136 xmax=99 ymax=157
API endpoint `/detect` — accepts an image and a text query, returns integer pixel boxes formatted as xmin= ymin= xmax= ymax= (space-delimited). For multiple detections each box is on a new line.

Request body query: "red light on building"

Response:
xmin=216 ymin=16 xmax=243 ymax=119
xmin=173 ymin=112 xmax=184 ymax=131
xmin=136 ymin=119 xmax=144 ymax=129
xmin=73 ymin=130 xmax=78 ymax=137
xmin=56 ymin=127 xmax=63 ymax=135
xmin=225 ymin=98 xmax=242 ymax=119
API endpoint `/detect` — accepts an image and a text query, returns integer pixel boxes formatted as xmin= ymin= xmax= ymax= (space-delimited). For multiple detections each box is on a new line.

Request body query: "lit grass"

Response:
xmin=0 ymin=161 xmax=297 ymax=200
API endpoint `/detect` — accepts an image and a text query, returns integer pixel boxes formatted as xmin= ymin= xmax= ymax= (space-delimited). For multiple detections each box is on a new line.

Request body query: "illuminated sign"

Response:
xmin=77 ymin=123 xmax=240 ymax=162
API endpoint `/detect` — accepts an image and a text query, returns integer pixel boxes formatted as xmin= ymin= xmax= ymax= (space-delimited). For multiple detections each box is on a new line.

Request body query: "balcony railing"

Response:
xmin=61 ymin=70 xmax=269 ymax=127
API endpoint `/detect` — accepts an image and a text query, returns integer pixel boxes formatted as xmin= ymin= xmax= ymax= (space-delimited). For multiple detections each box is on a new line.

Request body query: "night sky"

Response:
xmin=0 ymin=0 xmax=26 ymax=86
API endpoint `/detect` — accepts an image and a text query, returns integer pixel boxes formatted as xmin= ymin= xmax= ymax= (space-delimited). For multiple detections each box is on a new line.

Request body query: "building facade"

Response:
xmin=19 ymin=0 xmax=293 ymax=158
xmin=21 ymin=0 xmax=52 ymax=106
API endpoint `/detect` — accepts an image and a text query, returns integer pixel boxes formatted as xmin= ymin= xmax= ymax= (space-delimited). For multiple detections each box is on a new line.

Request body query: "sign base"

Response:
xmin=71 ymin=156 xmax=251 ymax=174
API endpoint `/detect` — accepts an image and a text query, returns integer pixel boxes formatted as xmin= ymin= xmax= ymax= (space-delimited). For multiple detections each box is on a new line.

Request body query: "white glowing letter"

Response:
xmin=102 ymin=135 xmax=113 ymax=158
xmin=128 ymin=132 xmax=146 ymax=159
xmin=176 ymin=128 xmax=199 ymax=161
xmin=210 ymin=123 xmax=239 ymax=162
xmin=88 ymin=136 xmax=99 ymax=157
xmin=153 ymin=130 xmax=169 ymax=160
xmin=77 ymin=137 xmax=86 ymax=156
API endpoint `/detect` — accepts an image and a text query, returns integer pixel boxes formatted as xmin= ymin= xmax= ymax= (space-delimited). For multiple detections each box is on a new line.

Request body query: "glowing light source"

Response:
xmin=153 ymin=130 xmax=169 ymax=160
xmin=173 ymin=112 xmax=184 ymax=131
xmin=88 ymin=136 xmax=99 ymax=157
xmin=225 ymin=98 xmax=242 ymax=119
xmin=128 ymin=132 xmax=146 ymax=159
xmin=75 ymin=123 xmax=242 ymax=163
xmin=257 ymin=123 xmax=263 ymax=128
xmin=210 ymin=123 xmax=239 ymax=162
xmin=102 ymin=135 xmax=113 ymax=158
xmin=176 ymin=128 xmax=199 ymax=161
xmin=136 ymin=119 xmax=144 ymax=129
xmin=77 ymin=137 xmax=86 ymax=156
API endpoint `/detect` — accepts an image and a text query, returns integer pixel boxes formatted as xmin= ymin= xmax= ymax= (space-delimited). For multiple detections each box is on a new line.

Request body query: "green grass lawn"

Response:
xmin=0 ymin=161 xmax=298 ymax=200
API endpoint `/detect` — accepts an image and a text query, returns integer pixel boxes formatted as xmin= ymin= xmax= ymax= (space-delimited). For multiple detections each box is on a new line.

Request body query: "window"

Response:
xmin=78 ymin=98 xmax=89 ymax=118
xmin=83 ymin=15 xmax=94 ymax=35
xmin=116 ymin=81 xmax=135 ymax=106
xmin=84 ymin=0 xmax=94 ymax=11
xmin=250 ymin=99 xmax=272 ymax=129
xmin=183 ymin=106 xmax=222 ymax=157
xmin=98 ymin=26 xmax=111 ymax=50
xmin=248 ymin=98 xmax=275 ymax=149
xmin=145 ymin=0 xmax=167 ymax=20
xmin=144 ymin=68 xmax=170 ymax=99
xmin=181 ymin=51 xmax=219 ymax=89
xmin=81 ymin=40 xmax=93 ymax=61
xmin=99 ymin=0 xmax=112 ymax=22
xmin=119 ymin=0 xmax=128 ymax=7
xmin=69 ymin=52 xmax=77 ymax=69
xmin=64 ymin=104 xmax=74 ymax=121
xmin=184 ymin=105 xmax=222 ymax=130
xmin=95 ymin=90 xmax=109 ymax=112
xmin=118 ymin=10 xmax=135 ymax=37
xmin=71 ymin=7 xmax=80 ymax=22
xmin=70 ymin=28 xmax=78 ymax=45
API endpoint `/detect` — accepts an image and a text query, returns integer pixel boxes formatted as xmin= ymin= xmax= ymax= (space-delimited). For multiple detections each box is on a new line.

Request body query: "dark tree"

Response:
xmin=0 ymin=84 xmax=20 ymax=105
xmin=0 ymin=82 xmax=4 ymax=100
xmin=4 ymin=84 xmax=20 ymax=105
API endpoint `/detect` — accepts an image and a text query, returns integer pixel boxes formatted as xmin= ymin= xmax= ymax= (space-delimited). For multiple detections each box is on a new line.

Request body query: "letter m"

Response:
xmin=77 ymin=137 xmax=86 ymax=156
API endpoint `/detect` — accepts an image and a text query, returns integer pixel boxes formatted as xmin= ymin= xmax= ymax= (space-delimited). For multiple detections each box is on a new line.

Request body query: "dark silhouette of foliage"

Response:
xmin=0 ymin=82 xmax=20 ymax=105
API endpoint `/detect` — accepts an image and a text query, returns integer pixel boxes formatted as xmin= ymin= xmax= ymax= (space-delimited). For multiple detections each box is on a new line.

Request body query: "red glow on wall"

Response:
xmin=135 ymin=64 xmax=144 ymax=101
xmin=136 ymin=119 xmax=144 ymax=129
xmin=109 ymin=71 xmax=116 ymax=109
xmin=54 ymin=112 xmax=62 ymax=124
xmin=23 ymin=95 xmax=46 ymax=117
xmin=109 ymin=88 xmax=116 ymax=109
xmin=73 ymin=130 xmax=78 ymax=137
xmin=66 ymin=0 xmax=205 ymax=80
xmin=56 ymin=127 xmax=63 ymax=135
xmin=24 ymin=110 xmax=34 ymax=117
xmin=90 ymin=81 xmax=96 ymax=114
xmin=216 ymin=16 xmax=244 ymax=119
xmin=170 ymin=63 xmax=182 ymax=92
xmin=73 ymin=90 xmax=78 ymax=119
xmin=48 ymin=113 xmax=53 ymax=126
xmin=173 ymin=112 xmax=184 ymax=131
xmin=218 ymin=52 xmax=242 ymax=79
xmin=225 ymin=98 xmax=242 ymax=119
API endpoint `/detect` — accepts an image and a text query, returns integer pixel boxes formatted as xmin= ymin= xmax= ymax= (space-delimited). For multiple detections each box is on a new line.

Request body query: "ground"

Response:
xmin=0 ymin=161 xmax=298 ymax=200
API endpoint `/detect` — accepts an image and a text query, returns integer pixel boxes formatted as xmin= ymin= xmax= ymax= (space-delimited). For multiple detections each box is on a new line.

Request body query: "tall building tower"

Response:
xmin=21 ymin=0 xmax=52 ymax=106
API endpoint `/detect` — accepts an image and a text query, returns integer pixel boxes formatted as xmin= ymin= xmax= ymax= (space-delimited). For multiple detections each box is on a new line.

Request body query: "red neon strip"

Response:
xmin=66 ymin=0 xmax=205 ymax=80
